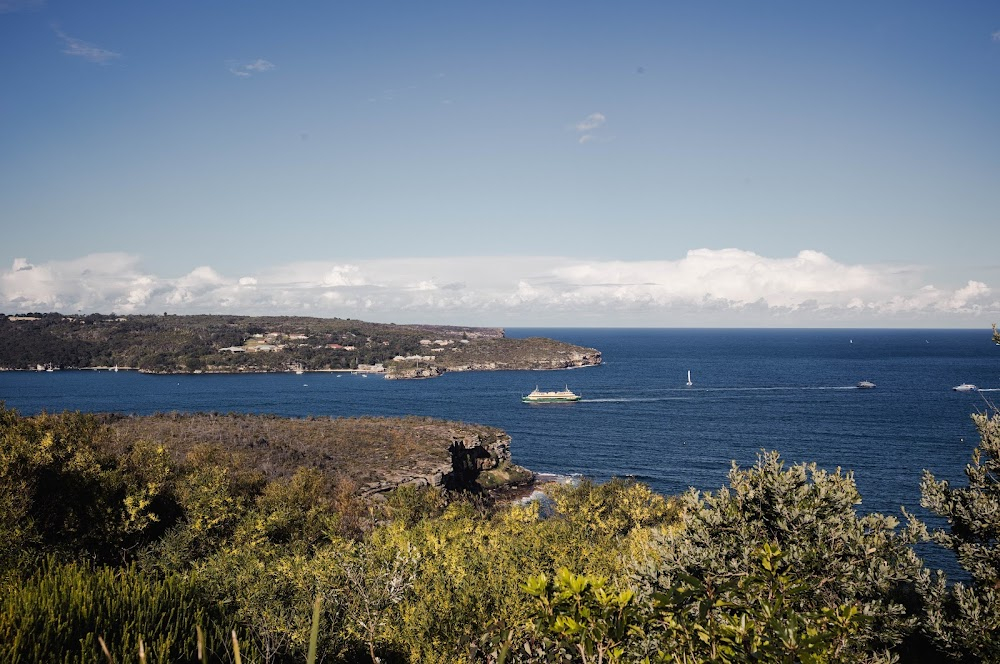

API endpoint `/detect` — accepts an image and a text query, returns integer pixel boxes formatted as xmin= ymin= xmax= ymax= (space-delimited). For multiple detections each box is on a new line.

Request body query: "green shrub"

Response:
xmin=548 ymin=477 xmax=679 ymax=540
xmin=509 ymin=546 xmax=865 ymax=664
xmin=632 ymin=451 xmax=924 ymax=662
xmin=914 ymin=409 xmax=1000 ymax=662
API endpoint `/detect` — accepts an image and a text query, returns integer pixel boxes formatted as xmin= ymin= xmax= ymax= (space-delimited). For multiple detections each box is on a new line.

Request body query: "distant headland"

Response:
xmin=0 ymin=312 xmax=602 ymax=378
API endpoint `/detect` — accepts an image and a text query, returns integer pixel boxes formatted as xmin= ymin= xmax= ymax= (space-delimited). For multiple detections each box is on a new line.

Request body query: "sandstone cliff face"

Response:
xmin=383 ymin=365 xmax=445 ymax=380
xmin=443 ymin=349 xmax=602 ymax=373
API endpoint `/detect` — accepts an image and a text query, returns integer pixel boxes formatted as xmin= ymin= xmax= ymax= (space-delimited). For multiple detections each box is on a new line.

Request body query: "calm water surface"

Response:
xmin=2 ymin=328 xmax=996 ymax=572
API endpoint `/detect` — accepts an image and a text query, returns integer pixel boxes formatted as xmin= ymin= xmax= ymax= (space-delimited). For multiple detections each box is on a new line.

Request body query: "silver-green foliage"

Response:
xmin=633 ymin=451 xmax=923 ymax=662
xmin=915 ymin=409 xmax=1000 ymax=662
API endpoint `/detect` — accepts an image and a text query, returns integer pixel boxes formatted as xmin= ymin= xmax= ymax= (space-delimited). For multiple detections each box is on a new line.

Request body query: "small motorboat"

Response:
xmin=857 ymin=380 xmax=876 ymax=389
xmin=953 ymin=383 xmax=978 ymax=392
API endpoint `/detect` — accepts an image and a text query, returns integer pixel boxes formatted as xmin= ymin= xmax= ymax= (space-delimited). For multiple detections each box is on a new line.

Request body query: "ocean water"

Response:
xmin=2 ymin=328 xmax=996 ymax=572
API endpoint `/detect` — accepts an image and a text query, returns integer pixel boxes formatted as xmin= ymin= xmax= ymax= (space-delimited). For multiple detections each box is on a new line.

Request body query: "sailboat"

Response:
xmin=686 ymin=370 xmax=693 ymax=386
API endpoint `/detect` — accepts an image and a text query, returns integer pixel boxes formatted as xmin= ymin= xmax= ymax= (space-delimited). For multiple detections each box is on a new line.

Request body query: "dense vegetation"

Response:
xmin=1 ymin=403 xmax=998 ymax=662
xmin=0 ymin=313 xmax=598 ymax=376
xmin=1 ymin=331 xmax=998 ymax=662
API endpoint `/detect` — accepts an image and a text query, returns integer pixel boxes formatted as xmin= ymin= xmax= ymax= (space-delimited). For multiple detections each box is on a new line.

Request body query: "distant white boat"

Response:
xmin=953 ymin=383 xmax=978 ymax=392
xmin=686 ymin=370 xmax=693 ymax=387
xmin=857 ymin=380 xmax=876 ymax=389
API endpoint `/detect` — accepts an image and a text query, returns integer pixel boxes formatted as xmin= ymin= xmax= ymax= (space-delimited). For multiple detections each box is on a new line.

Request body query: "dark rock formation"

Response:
xmin=359 ymin=429 xmax=531 ymax=497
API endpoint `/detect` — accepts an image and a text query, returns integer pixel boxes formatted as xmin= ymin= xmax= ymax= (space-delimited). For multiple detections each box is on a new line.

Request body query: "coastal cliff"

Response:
xmin=102 ymin=412 xmax=533 ymax=497
xmin=385 ymin=336 xmax=602 ymax=379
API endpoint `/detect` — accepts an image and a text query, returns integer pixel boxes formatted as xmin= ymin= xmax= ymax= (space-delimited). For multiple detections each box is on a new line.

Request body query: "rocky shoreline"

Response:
xmin=384 ymin=338 xmax=602 ymax=379
xmin=102 ymin=412 xmax=536 ymax=499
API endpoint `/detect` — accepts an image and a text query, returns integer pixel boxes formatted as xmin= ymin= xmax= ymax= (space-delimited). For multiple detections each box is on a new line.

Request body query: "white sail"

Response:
xmin=686 ymin=370 xmax=693 ymax=386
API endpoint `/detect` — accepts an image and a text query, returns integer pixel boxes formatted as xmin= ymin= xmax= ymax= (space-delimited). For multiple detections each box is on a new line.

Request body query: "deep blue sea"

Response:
xmin=2 ymin=328 xmax=996 ymax=573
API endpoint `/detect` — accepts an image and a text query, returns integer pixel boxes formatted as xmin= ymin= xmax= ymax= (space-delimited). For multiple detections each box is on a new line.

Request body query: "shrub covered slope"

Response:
xmin=1 ymin=376 xmax=998 ymax=661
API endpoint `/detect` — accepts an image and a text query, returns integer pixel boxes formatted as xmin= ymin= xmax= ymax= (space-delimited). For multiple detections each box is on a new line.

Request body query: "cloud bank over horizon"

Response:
xmin=1 ymin=250 xmax=995 ymax=327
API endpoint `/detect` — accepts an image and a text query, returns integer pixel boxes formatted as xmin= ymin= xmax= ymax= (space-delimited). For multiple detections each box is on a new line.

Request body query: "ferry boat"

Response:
xmin=522 ymin=386 xmax=581 ymax=403
xmin=953 ymin=383 xmax=978 ymax=392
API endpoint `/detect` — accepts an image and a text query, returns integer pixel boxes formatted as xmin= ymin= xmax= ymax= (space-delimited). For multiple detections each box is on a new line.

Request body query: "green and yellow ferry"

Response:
xmin=522 ymin=386 xmax=582 ymax=403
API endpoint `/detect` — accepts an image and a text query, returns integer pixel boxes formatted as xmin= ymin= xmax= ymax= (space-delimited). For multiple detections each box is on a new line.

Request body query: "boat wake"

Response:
xmin=580 ymin=386 xmax=864 ymax=402
xmin=582 ymin=397 xmax=679 ymax=403
xmin=696 ymin=386 xmax=859 ymax=391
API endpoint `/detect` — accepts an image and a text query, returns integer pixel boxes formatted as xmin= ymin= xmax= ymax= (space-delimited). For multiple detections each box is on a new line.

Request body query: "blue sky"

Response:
xmin=1 ymin=1 xmax=998 ymax=326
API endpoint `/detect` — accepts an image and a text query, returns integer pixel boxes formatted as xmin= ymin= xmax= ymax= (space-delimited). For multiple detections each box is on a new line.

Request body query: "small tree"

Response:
xmin=635 ymin=451 xmax=924 ymax=661
xmin=916 ymin=409 xmax=1000 ymax=662
xmin=339 ymin=540 xmax=420 ymax=663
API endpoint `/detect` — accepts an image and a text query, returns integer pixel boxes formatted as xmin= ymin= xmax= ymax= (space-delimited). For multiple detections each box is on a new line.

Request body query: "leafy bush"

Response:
xmin=511 ymin=546 xmax=865 ymax=664
xmin=634 ymin=451 xmax=924 ymax=661
xmin=521 ymin=568 xmax=643 ymax=663
xmin=0 ymin=407 xmax=180 ymax=569
xmin=914 ymin=409 xmax=1000 ymax=662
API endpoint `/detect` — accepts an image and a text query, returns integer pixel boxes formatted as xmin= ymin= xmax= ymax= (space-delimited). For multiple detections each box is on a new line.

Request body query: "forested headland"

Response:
xmin=0 ymin=313 xmax=601 ymax=377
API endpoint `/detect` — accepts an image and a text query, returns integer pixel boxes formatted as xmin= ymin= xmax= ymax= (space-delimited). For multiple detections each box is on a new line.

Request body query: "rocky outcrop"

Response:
xmin=444 ymin=348 xmax=602 ymax=373
xmin=359 ymin=428 xmax=529 ymax=497
xmin=105 ymin=412 xmax=531 ymax=500
xmin=383 ymin=364 xmax=445 ymax=380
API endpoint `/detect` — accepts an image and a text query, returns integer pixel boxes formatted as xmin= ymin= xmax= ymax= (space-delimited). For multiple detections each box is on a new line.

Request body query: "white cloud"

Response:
xmin=992 ymin=29 xmax=1000 ymax=42
xmin=2 ymin=253 xmax=147 ymax=312
xmin=574 ymin=113 xmax=606 ymax=132
xmin=165 ymin=266 xmax=227 ymax=305
xmin=245 ymin=59 xmax=275 ymax=72
xmin=572 ymin=113 xmax=609 ymax=144
xmin=120 ymin=276 xmax=154 ymax=309
xmin=320 ymin=264 xmax=364 ymax=287
xmin=54 ymin=28 xmax=121 ymax=64
xmin=228 ymin=58 xmax=276 ymax=78
xmin=1 ymin=251 xmax=997 ymax=326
